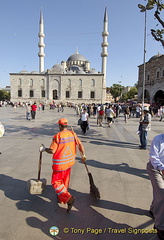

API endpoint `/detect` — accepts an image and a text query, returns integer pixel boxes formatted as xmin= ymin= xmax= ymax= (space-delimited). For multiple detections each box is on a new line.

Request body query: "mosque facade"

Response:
xmin=10 ymin=8 xmax=108 ymax=104
xmin=138 ymin=53 xmax=164 ymax=106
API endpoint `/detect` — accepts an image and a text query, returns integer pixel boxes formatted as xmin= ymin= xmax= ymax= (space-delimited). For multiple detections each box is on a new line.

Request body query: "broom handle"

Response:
xmin=84 ymin=162 xmax=89 ymax=174
xmin=71 ymin=126 xmax=89 ymax=173
xmin=38 ymin=152 xmax=42 ymax=181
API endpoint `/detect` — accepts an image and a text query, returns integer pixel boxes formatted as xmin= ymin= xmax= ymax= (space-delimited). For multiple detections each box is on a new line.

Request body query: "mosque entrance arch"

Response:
xmin=154 ymin=90 xmax=164 ymax=105
xmin=53 ymin=89 xmax=58 ymax=100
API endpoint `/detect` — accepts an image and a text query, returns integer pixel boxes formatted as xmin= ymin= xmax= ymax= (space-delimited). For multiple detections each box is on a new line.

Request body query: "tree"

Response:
xmin=122 ymin=87 xmax=138 ymax=101
xmin=0 ymin=90 xmax=10 ymax=101
xmin=110 ymin=84 xmax=124 ymax=102
xmin=139 ymin=0 xmax=164 ymax=47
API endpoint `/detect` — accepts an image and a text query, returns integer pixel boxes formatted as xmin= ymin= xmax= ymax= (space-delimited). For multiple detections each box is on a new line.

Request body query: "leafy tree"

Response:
xmin=122 ymin=87 xmax=138 ymax=101
xmin=0 ymin=90 xmax=10 ymax=101
xmin=110 ymin=84 xmax=124 ymax=102
xmin=139 ymin=0 xmax=164 ymax=47
xmin=122 ymin=92 xmax=128 ymax=101
xmin=127 ymin=87 xmax=138 ymax=99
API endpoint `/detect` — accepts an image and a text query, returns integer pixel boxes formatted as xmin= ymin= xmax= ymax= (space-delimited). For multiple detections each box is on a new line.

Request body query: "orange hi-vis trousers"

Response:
xmin=51 ymin=168 xmax=72 ymax=204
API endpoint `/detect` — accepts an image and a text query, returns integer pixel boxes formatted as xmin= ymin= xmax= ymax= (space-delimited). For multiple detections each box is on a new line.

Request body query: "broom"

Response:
xmin=71 ymin=127 xmax=101 ymax=200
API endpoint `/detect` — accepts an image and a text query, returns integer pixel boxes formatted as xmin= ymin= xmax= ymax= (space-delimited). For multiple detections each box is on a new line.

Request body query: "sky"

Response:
xmin=0 ymin=0 xmax=163 ymax=88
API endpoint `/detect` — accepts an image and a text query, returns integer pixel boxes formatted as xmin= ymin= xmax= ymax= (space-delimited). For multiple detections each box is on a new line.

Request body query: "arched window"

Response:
xmin=19 ymin=78 xmax=22 ymax=86
xmin=91 ymin=79 xmax=95 ymax=87
xmin=30 ymin=79 xmax=33 ymax=87
xmin=162 ymin=67 xmax=164 ymax=77
xmin=41 ymin=79 xmax=45 ymax=87
xmin=156 ymin=68 xmax=160 ymax=79
xmin=67 ymin=79 xmax=71 ymax=87
xmin=79 ymin=79 xmax=82 ymax=87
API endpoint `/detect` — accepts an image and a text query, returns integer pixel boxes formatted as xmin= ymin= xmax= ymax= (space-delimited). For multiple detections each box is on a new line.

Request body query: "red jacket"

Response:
xmin=31 ymin=104 xmax=37 ymax=111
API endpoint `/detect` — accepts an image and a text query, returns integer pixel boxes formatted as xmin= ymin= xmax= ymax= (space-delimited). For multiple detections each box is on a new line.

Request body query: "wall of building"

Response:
xmin=138 ymin=55 xmax=164 ymax=104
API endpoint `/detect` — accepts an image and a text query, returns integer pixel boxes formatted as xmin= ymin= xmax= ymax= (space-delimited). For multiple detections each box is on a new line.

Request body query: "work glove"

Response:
xmin=81 ymin=154 xmax=86 ymax=163
xmin=39 ymin=144 xmax=46 ymax=152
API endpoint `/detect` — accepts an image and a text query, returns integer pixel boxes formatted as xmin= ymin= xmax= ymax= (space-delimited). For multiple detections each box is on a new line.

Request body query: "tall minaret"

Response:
xmin=101 ymin=7 xmax=108 ymax=102
xmin=38 ymin=9 xmax=45 ymax=73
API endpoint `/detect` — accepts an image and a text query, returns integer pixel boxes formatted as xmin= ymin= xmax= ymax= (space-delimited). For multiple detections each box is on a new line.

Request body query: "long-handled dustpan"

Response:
xmin=27 ymin=152 xmax=46 ymax=194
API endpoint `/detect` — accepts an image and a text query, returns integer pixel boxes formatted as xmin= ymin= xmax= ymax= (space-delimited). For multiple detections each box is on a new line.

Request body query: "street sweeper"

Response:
xmin=39 ymin=118 xmax=86 ymax=213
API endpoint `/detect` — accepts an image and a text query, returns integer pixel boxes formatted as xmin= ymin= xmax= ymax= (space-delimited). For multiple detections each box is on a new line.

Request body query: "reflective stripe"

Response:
xmin=53 ymin=155 xmax=76 ymax=162
xmin=55 ymin=184 xmax=64 ymax=191
xmin=57 ymin=187 xmax=67 ymax=195
xmin=60 ymin=137 xmax=74 ymax=140
xmin=59 ymin=139 xmax=75 ymax=144
xmin=53 ymin=159 xmax=75 ymax=165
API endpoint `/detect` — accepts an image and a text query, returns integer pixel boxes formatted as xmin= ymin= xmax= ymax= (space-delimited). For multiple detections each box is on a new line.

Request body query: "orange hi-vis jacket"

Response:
xmin=50 ymin=129 xmax=82 ymax=172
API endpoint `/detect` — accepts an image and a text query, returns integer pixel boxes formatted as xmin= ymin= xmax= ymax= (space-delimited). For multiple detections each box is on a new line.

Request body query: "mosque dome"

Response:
xmin=19 ymin=70 xmax=29 ymax=74
xmin=52 ymin=64 xmax=64 ymax=70
xmin=31 ymin=71 xmax=39 ymax=74
xmin=89 ymin=68 xmax=98 ymax=74
xmin=149 ymin=53 xmax=164 ymax=62
xmin=67 ymin=53 xmax=87 ymax=62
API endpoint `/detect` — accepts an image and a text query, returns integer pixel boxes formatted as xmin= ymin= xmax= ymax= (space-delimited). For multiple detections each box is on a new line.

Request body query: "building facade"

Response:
xmin=10 ymin=8 xmax=109 ymax=104
xmin=138 ymin=53 xmax=164 ymax=106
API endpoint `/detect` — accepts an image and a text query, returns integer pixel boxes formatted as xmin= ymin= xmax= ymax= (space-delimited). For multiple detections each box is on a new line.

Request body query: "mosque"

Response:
xmin=10 ymin=8 xmax=109 ymax=104
xmin=138 ymin=53 xmax=164 ymax=106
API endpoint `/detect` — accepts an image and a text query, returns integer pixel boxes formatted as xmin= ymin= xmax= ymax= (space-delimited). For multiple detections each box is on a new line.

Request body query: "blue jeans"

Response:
xmin=139 ymin=130 xmax=148 ymax=149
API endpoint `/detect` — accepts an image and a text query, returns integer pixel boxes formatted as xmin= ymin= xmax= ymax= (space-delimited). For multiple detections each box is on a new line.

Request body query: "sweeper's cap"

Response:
xmin=143 ymin=107 xmax=149 ymax=112
xmin=57 ymin=118 xmax=68 ymax=125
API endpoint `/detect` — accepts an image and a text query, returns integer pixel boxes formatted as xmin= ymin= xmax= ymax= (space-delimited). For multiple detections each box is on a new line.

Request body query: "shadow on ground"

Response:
xmin=0 ymin=174 xmax=156 ymax=240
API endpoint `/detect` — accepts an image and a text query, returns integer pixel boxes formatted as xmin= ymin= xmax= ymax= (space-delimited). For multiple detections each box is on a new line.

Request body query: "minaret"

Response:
xmin=101 ymin=7 xmax=108 ymax=103
xmin=38 ymin=9 xmax=45 ymax=73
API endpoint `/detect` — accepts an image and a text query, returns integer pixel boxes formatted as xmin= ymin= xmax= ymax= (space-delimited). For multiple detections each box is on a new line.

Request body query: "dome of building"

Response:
xmin=19 ymin=70 xmax=29 ymax=74
xmin=52 ymin=64 xmax=64 ymax=70
xmin=31 ymin=71 xmax=39 ymax=74
xmin=67 ymin=53 xmax=87 ymax=62
xmin=89 ymin=68 xmax=98 ymax=74
xmin=149 ymin=53 xmax=164 ymax=62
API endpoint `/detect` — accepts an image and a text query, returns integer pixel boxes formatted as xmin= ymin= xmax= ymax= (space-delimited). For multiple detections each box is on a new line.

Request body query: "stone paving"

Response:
xmin=0 ymin=105 xmax=162 ymax=240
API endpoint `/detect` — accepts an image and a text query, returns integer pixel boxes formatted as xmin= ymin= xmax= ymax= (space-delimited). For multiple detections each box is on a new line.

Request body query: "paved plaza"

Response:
xmin=0 ymin=106 xmax=163 ymax=240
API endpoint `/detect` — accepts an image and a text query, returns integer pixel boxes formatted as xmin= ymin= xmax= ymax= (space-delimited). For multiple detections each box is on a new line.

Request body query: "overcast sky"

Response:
xmin=0 ymin=0 xmax=163 ymax=88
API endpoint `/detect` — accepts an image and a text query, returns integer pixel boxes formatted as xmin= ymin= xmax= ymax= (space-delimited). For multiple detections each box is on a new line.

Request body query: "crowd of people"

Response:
xmin=1 ymin=99 xmax=164 ymax=238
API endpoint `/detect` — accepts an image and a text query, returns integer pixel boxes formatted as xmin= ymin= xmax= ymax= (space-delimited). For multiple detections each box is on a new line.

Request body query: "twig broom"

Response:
xmin=71 ymin=127 xmax=101 ymax=200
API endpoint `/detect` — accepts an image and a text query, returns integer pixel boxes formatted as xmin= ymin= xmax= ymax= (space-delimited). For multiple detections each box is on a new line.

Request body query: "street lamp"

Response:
xmin=138 ymin=3 xmax=153 ymax=110
xmin=118 ymin=81 xmax=121 ymax=101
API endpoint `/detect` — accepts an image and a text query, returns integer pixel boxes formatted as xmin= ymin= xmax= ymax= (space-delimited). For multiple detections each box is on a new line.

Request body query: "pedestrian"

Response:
xmin=146 ymin=134 xmax=164 ymax=240
xmin=124 ymin=106 xmax=130 ymax=123
xmin=61 ymin=103 xmax=64 ymax=112
xmin=26 ymin=103 xmax=31 ymax=121
xmin=97 ymin=107 xmax=104 ymax=126
xmin=105 ymin=105 xmax=115 ymax=127
xmin=139 ymin=107 xmax=151 ymax=150
xmin=80 ymin=108 xmax=89 ymax=134
xmin=136 ymin=105 xmax=141 ymax=118
xmin=159 ymin=106 xmax=164 ymax=121
xmin=31 ymin=102 xmax=37 ymax=119
xmin=39 ymin=118 xmax=86 ymax=213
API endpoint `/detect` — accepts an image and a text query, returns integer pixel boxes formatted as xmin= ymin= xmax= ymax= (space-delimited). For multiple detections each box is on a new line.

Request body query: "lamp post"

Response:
xmin=138 ymin=3 xmax=153 ymax=110
xmin=118 ymin=81 xmax=121 ymax=102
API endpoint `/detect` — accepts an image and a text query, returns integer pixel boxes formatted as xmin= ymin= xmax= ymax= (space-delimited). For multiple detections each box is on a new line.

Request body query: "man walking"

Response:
xmin=139 ymin=107 xmax=151 ymax=150
xmin=31 ymin=102 xmax=37 ymax=120
xmin=105 ymin=105 xmax=115 ymax=127
xmin=40 ymin=118 xmax=86 ymax=213
xmin=146 ymin=134 xmax=164 ymax=240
